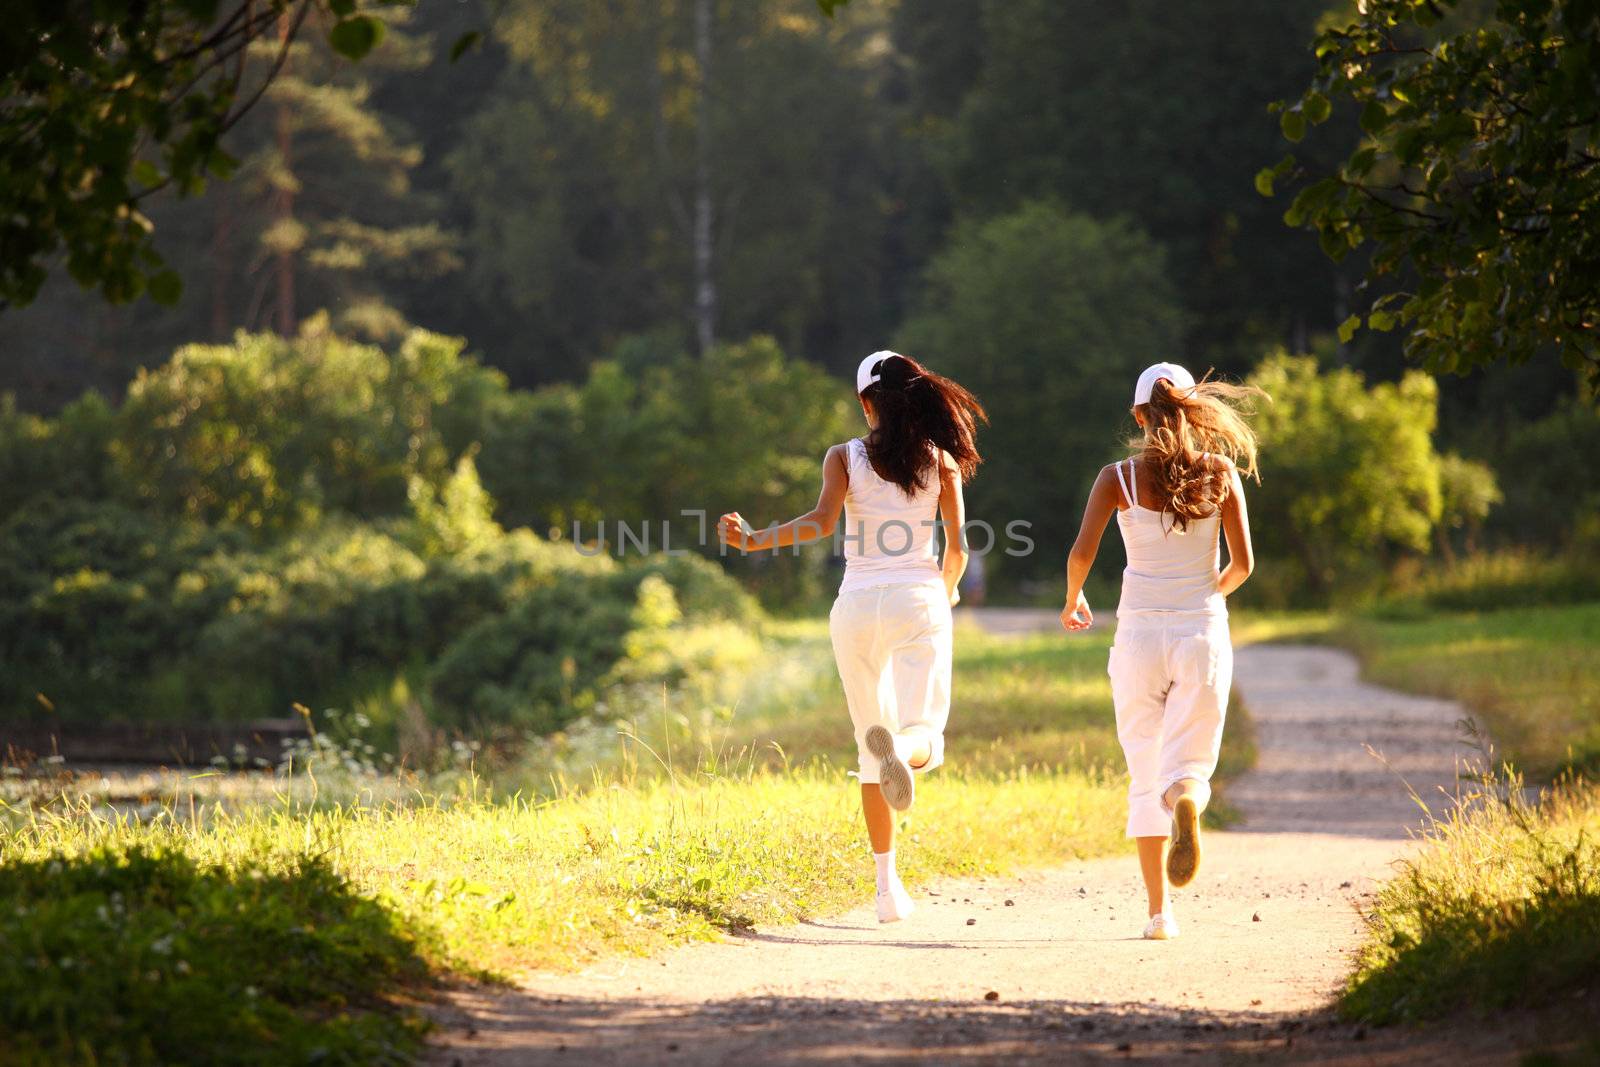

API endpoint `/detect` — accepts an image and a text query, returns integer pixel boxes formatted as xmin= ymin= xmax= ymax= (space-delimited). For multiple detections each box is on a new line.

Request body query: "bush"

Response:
xmin=1243 ymin=352 xmax=1445 ymax=605
xmin=1377 ymin=550 xmax=1600 ymax=617
xmin=426 ymin=554 xmax=759 ymax=733
xmin=1343 ymin=776 xmax=1600 ymax=1024
xmin=110 ymin=325 xmax=496 ymax=530
xmin=1491 ymin=399 xmax=1600 ymax=551
xmin=0 ymin=490 xmax=758 ymax=735
xmin=0 ymin=846 xmax=426 ymax=1067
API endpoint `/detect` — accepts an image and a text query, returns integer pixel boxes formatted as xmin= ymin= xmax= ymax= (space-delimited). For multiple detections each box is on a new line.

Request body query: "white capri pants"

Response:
xmin=1108 ymin=614 xmax=1232 ymax=838
xmin=829 ymin=582 xmax=953 ymax=784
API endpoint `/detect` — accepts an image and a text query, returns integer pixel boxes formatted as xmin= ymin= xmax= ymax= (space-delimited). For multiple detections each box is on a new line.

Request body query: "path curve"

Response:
xmin=427 ymin=617 xmax=1516 ymax=1065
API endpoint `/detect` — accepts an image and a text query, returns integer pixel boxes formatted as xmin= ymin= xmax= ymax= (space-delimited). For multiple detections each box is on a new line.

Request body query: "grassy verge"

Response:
xmin=0 ymin=845 xmax=429 ymax=1067
xmin=4 ymin=615 xmax=1160 ymax=1064
xmin=1342 ymin=773 xmax=1600 ymax=1028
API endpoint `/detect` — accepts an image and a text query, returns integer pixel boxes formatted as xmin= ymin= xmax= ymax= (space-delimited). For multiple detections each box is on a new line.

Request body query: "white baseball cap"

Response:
xmin=856 ymin=350 xmax=899 ymax=394
xmin=1133 ymin=362 xmax=1196 ymax=406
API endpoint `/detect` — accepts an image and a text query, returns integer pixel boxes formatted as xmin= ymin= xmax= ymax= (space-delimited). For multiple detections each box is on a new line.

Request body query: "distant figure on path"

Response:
xmin=1060 ymin=363 xmax=1263 ymax=941
xmin=719 ymin=351 xmax=985 ymax=924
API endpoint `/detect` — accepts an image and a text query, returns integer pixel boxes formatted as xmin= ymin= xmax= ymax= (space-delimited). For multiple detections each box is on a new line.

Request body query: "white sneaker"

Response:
xmin=866 ymin=725 xmax=914 ymax=811
xmin=877 ymin=882 xmax=916 ymax=923
xmin=1142 ymin=912 xmax=1179 ymax=940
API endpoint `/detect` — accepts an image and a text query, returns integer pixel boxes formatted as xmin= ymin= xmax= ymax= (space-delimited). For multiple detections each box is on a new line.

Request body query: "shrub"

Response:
xmin=0 ymin=846 xmax=426 ymax=1067
xmin=1243 ymin=352 xmax=1445 ymax=605
xmin=1343 ymin=776 xmax=1600 ymax=1024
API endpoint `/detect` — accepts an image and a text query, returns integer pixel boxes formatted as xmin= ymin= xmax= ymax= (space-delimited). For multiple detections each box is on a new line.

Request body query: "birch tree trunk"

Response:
xmin=272 ymin=13 xmax=297 ymax=338
xmin=691 ymin=0 xmax=716 ymax=356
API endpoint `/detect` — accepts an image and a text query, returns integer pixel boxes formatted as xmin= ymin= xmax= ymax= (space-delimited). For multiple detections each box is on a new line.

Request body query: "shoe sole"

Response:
xmin=1167 ymin=796 xmax=1201 ymax=887
xmin=1143 ymin=926 xmax=1171 ymax=941
xmin=867 ymin=726 xmax=914 ymax=811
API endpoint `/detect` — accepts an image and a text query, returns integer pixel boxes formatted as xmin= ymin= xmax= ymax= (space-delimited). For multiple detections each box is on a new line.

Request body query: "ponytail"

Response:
xmin=1134 ymin=374 xmax=1265 ymax=531
xmin=860 ymin=353 xmax=986 ymax=496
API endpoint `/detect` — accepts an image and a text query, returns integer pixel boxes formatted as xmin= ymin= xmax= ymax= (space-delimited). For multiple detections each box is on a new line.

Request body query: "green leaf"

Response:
xmin=1359 ymin=99 xmax=1390 ymax=134
xmin=1281 ymin=108 xmax=1307 ymax=143
xmin=1304 ymin=91 xmax=1332 ymax=125
xmin=450 ymin=31 xmax=483 ymax=63
xmin=148 ymin=269 xmax=183 ymax=305
xmin=816 ymin=0 xmax=851 ymax=13
xmin=329 ymin=0 xmax=356 ymax=15
xmin=1255 ymin=167 xmax=1277 ymax=197
xmin=1338 ymin=314 xmax=1361 ymax=344
xmin=1346 ymin=146 xmax=1378 ymax=178
xmin=1368 ymin=310 xmax=1397 ymax=332
xmin=329 ymin=16 xmax=384 ymax=61
xmin=132 ymin=161 xmax=162 ymax=189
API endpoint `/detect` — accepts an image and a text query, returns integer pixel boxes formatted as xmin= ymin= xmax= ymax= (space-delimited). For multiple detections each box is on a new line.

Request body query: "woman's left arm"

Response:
xmin=719 ymin=444 xmax=849 ymax=552
xmin=937 ymin=451 xmax=966 ymax=605
xmin=1218 ymin=463 xmax=1255 ymax=597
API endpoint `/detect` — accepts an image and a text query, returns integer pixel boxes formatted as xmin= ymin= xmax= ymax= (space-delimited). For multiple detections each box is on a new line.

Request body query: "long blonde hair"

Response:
xmin=1132 ymin=375 xmax=1265 ymax=531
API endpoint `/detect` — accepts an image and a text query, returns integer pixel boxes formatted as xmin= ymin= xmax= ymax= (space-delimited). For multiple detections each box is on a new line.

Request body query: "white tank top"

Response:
xmin=838 ymin=437 xmax=943 ymax=595
xmin=1112 ymin=458 xmax=1226 ymax=619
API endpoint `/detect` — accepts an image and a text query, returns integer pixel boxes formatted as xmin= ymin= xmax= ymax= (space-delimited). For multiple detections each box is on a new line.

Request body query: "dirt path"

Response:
xmin=426 ymin=617 xmax=1537 ymax=1065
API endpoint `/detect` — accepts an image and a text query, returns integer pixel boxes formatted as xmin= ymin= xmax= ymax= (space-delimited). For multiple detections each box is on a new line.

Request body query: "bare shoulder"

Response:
xmin=1204 ymin=453 xmax=1238 ymax=475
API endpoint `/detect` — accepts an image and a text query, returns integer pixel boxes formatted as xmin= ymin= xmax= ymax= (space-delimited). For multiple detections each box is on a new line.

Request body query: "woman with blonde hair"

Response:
xmin=1060 ymin=362 xmax=1263 ymax=940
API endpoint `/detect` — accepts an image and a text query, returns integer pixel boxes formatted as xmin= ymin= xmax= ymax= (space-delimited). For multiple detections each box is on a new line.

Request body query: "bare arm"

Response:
xmin=718 ymin=444 xmax=848 ymax=552
xmin=936 ymin=451 xmax=966 ymax=606
xmin=1061 ymin=466 xmax=1122 ymax=632
xmin=1217 ymin=463 xmax=1254 ymax=597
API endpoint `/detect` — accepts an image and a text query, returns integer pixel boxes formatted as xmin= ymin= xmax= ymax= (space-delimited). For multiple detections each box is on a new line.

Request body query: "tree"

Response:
xmin=446 ymin=0 xmax=894 ymax=384
xmin=895 ymin=203 xmax=1186 ymax=579
xmin=934 ymin=0 xmax=1337 ymax=368
xmin=1246 ymin=351 xmax=1444 ymax=599
xmin=208 ymin=9 xmax=459 ymax=339
xmin=1263 ymin=0 xmax=1600 ymax=383
xmin=0 ymin=1 xmax=411 ymax=314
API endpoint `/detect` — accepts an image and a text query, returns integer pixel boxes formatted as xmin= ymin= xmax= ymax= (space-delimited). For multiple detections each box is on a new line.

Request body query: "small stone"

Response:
xmin=1252 ymin=912 xmax=1262 ymax=922
xmin=966 ymin=918 xmax=977 ymax=926
xmin=984 ymin=990 xmax=1000 ymax=1002
xmin=1353 ymin=1027 xmax=1367 ymax=1041
xmin=1116 ymin=1042 xmax=1133 ymax=1053
xmin=1339 ymin=881 xmax=1352 ymax=889
xmin=1250 ymin=999 xmax=1262 ymax=1006
xmin=667 ymin=1043 xmax=680 ymax=1052
xmin=1004 ymin=899 xmax=1015 ymax=907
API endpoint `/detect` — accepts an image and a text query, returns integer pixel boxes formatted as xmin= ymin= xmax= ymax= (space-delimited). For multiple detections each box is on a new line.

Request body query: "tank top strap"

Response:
xmin=1112 ymin=459 xmax=1133 ymax=509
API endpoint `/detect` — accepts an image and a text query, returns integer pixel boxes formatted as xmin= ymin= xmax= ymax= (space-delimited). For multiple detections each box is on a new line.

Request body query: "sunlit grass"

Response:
xmin=1343 ymin=771 xmax=1600 ymax=1026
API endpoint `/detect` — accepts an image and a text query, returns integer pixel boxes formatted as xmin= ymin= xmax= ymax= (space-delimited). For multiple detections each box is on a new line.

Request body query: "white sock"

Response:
xmin=873 ymin=850 xmax=897 ymax=894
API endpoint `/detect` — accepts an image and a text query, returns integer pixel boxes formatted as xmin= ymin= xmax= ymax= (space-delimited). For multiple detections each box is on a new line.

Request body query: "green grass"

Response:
xmin=1342 ymin=773 xmax=1600 ymax=1026
xmin=6 ymin=615 xmax=1183 ymax=1065
xmin=0 ymin=845 xmax=428 ymax=1067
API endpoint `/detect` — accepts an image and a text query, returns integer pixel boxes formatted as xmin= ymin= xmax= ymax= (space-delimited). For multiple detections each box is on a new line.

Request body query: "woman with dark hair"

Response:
xmin=1060 ymin=362 xmax=1264 ymax=941
xmin=719 ymin=350 xmax=985 ymax=923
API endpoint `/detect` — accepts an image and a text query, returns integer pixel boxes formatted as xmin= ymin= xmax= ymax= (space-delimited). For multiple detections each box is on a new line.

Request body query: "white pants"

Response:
xmin=1108 ymin=614 xmax=1232 ymax=838
xmin=829 ymin=582 xmax=953 ymax=784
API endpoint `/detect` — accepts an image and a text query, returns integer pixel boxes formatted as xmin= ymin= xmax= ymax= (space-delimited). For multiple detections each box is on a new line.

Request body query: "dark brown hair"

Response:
xmin=860 ymin=353 xmax=986 ymax=496
xmin=1132 ymin=375 xmax=1265 ymax=531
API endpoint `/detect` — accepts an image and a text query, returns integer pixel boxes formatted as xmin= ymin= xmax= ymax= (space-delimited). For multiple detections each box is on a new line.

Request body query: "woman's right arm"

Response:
xmin=1218 ymin=463 xmax=1255 ymax=597
xmin=719 ymin=444 xmax=849 ymax=552
xmin=1062 ymin=466 xmax=1120 ymax=632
